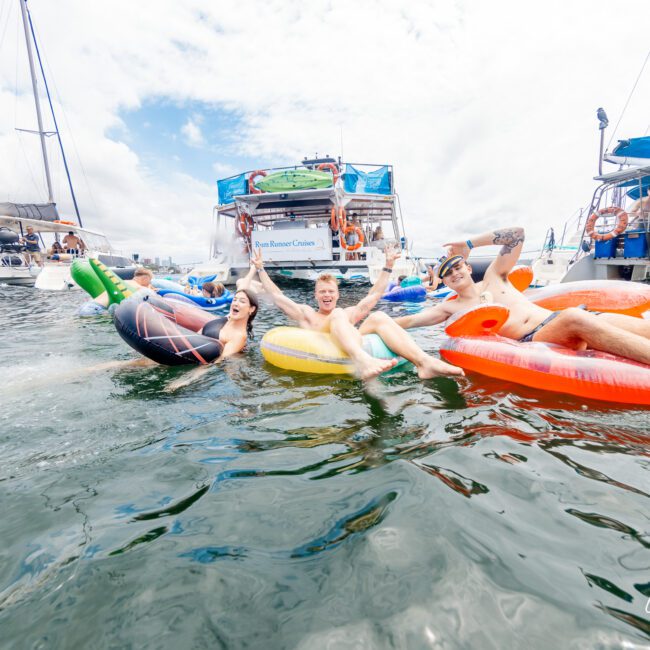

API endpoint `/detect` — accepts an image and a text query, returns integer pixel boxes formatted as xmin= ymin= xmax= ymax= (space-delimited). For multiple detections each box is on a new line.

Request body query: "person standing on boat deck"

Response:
xmin=62 ymin=231 xmax=82 ymax=255
xmin=21 ymin=226 xmax=43 ymax=267
xmin=387 ymin=226 xmax=650 ymax=366
xmin=251 ymin=247 xmax=463 ymax=381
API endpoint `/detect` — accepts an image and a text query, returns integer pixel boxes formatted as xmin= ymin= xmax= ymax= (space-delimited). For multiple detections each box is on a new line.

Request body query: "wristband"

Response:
xmin=466 ymin=240 xmax=474 ymax=250
xmin=382 ymin=266 xmax=392 ymax=273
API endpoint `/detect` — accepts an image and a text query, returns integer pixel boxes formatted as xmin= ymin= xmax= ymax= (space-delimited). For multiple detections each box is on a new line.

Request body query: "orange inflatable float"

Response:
xmin=524 ymin=280 xmax=650 ymax=317
xmin=440 ymin=305 xmax=650 ymax=405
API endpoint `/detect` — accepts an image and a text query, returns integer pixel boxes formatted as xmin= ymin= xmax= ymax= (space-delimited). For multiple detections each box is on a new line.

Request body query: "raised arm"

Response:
xmin=235 ymin=263 xmax=257 ymax=290
xmin=251 ymin=249 xmax=310 ymax=322
xmin=444 ymin=226 xmax=525 ymax=278
xmin=346 ymin=245 xmax=399 ymax=322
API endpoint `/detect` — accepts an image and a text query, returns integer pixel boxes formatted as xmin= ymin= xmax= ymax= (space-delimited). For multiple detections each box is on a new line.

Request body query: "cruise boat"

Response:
xmin=187 ymin=157 xmax=422 ymax=286
xmin=532 ymin=122 xmax=650 ymax=286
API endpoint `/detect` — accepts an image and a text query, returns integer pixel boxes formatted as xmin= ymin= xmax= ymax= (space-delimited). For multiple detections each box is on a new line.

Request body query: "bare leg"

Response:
xmin=328 ymin=308 xmax=397 ymax=380
xmin=533 ymin=308 xmax=650 ymax=364
xmin=597 ymin=312 xmax=650 ymax=337
xmin=359 ymin=312 xmax=464 ymax=378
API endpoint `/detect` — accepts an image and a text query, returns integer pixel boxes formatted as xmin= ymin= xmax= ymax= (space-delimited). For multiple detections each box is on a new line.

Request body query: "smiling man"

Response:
xmin=252 ymin=248 xmax=461 ymax=380
xmin=392 ymin=226 xmax=650 ymax=365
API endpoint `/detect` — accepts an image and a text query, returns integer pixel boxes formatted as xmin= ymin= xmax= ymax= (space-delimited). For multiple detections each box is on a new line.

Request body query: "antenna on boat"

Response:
xmin=19 ymin=0 xmax=54 ymax=204
xmin=597 ymin=107 xmax=609 ymax=176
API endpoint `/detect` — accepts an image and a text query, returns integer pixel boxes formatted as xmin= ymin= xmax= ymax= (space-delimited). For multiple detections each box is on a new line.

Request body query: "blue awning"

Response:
xmin=616 ymin=175 xmax=650 ymax=200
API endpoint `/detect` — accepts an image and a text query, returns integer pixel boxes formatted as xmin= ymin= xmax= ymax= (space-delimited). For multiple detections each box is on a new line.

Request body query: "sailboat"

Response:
xmin=0 ymin=0 xmax=134 ymax=289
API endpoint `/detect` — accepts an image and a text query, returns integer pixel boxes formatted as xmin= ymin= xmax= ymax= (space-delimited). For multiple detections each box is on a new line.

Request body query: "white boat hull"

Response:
xmin=0 ymin=265 xmax=40 ymax=286
xmin=34 ymin=263 xmax=77 ymax=290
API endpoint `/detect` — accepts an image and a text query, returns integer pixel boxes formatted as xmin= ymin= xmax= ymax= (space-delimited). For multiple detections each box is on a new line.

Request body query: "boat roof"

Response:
xmin=0 ymin=214 xmax=107 ymax=237
xmin=594 ymin=164 xmax=650 ymax=183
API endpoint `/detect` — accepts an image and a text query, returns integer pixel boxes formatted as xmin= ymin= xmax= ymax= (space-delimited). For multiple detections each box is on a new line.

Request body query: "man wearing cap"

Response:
xmin=21 ymin=226 xmax=43 ymax=267
xmin=388 ymin=226 xmax=650 ymax=366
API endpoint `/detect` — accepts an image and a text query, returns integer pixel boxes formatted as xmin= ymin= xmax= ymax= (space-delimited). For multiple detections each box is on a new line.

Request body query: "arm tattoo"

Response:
xmin=493 ymin=229 xmax=524 ymax=256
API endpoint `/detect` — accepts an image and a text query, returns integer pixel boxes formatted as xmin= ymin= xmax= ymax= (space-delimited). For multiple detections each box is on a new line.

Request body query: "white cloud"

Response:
xmin=1 ymin=0 xmax=649 ymax=262
xmin=181 ymin=115 xmax=204 ymax=147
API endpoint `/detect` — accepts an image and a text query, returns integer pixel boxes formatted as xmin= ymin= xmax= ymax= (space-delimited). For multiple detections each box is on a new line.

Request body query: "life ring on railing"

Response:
xmin=318 ymin=162 xmax=339 ymax=186
xmin=53 ymin=220 xmax=76 ymax=225
xmin=237 ymin=212 xmax=254 ymax=238
xmin=330 ymin=206 xmax=346 ymax=231
xmin=340 ymin=224 xmax=365 ymax=251
xmin=585 ymin=207 xmax=629 ymax=241
xmin=248 ymin=170 xmax=267 ymax=194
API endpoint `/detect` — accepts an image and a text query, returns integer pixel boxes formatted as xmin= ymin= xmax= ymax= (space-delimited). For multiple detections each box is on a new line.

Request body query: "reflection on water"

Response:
xmin=1 ymin=283 xmax=649 ymax=648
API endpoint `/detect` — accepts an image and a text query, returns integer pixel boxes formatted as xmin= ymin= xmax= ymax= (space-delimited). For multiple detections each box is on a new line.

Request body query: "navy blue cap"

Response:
xmin=437 ymin=255 xmax=465 ymax=278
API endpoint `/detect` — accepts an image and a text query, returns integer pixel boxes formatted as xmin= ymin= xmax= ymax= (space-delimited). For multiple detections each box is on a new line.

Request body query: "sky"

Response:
xmin=0 ymin=0 xmax=649 ymax=263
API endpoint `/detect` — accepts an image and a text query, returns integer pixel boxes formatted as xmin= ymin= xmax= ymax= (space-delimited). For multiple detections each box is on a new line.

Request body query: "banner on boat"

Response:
xmin=252 ymin=228 xmax=332 ymax=261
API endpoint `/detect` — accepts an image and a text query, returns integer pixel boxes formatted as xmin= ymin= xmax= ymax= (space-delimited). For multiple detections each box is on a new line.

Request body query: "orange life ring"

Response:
xmin=585 ymin=207 xmax=628 ymax=241
xmin=330 ymin=206 xmax=346 ymax=231
xmin=53 ymin=220 xmax=76 ymax=225
xmin=340 ymin=224 xmax=364 ymax=251
xmin=248 ymin=170 xmax=267 ymax=194
xmin=318 ymin=162 xmax=339 ymax=186
xmin=237 ymin=213 xmax=254 ymax=238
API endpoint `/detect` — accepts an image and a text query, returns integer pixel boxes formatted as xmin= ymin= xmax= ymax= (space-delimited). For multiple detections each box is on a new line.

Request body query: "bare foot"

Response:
xmin=355 ymin=355 xmax=399 ymax=381
xmin=416 ymin=356 xmax=464 ymax=379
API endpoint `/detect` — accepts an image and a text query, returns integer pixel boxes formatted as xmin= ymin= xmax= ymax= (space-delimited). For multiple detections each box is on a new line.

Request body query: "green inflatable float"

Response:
xmin=71 ymin=259 xmax=105 ymax=298
xmin=88 ymin=257 xmax=133 ymax=305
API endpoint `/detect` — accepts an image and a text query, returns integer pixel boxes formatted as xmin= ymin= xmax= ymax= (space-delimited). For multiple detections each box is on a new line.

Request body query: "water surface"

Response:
xmin=1 ymin=283 xmax=649 ymax=649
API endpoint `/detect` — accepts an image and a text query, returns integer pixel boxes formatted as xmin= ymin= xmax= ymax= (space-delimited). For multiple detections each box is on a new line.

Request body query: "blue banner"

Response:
xmin=343 ymin=165 xmax=391 ymax=195
xmin=217 ymin=173 xmax=248 ymax=205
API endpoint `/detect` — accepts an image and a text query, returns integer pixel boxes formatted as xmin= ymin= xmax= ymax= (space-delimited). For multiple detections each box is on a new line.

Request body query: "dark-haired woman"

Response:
xmin=165 ymin=288 xmax=258 ymax=390
xmin=205 ymin=288 xmax=258 ymax=357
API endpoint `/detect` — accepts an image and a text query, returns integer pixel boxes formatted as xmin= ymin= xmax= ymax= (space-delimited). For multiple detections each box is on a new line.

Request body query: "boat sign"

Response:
xmin=252 ymin=228 xmax=333 ymax=261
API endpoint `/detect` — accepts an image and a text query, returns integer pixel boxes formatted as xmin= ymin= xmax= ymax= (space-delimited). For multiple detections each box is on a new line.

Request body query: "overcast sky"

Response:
xmin=1 ymin=0 xmax=649 ymax=263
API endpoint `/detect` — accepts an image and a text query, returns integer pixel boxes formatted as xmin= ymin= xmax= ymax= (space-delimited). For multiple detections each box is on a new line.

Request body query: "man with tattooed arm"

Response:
xmin=361 ymin=226 xmax=650 ymax=365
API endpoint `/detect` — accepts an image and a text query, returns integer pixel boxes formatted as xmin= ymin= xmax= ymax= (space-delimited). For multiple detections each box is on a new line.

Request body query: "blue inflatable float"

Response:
xmin=152 ymin=279 xmax=233 ymax=313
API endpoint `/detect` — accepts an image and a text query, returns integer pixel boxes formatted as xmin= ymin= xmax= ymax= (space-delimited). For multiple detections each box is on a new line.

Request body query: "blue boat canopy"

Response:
xmin=217 ymin=173 xmax=248 ymax=205
xmin=610 ymin=136 xmax=650 ymax=161
xmin=617 ymin=175 xmax=650 ymax=200
xmin=343 ymin=165 xmax=391 ymax=195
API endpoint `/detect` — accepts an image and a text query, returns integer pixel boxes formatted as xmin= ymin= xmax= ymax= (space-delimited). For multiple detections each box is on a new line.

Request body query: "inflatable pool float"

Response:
xmin=113 ymin=293 xmax=225 ymax=365
xmin=155 ymin=286 xmax=233 ymax=312
xmin=89 ymin=258 xmax=134 ymax=305
xmin=439 ymin=304 xmax=650 ymax=405
xmin=382 ymin=284 xmax=427 ymax=303
xmin=253 ymin=169 xmax=333 ymax=193
xmin=261 ymin=327 xmax=409 ymax=375
xmin=382 ymin=277 xmax=427 ymax=303
xmin=71 ymin=259 xmax=105 ymax=298
xmin=524 ymin=280 xmax=650 ymax=316
xmin=428 ymin=287 xmax=454 ymax=299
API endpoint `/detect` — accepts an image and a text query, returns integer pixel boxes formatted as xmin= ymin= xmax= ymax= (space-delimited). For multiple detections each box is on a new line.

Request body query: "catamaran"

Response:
xmin=1 ymin=0 xmax=134 ymax=289
xmin=186 ymin=156 xmax=422 ymax=286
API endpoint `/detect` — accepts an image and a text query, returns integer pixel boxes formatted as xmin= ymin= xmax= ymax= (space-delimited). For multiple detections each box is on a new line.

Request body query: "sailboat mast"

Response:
xmin=19 ymin=0 xmax=54 ymax=203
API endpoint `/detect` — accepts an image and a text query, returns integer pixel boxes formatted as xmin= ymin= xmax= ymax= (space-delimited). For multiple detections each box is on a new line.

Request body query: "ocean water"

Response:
xmin=1 ymin=282 xmax=649 ymax=649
